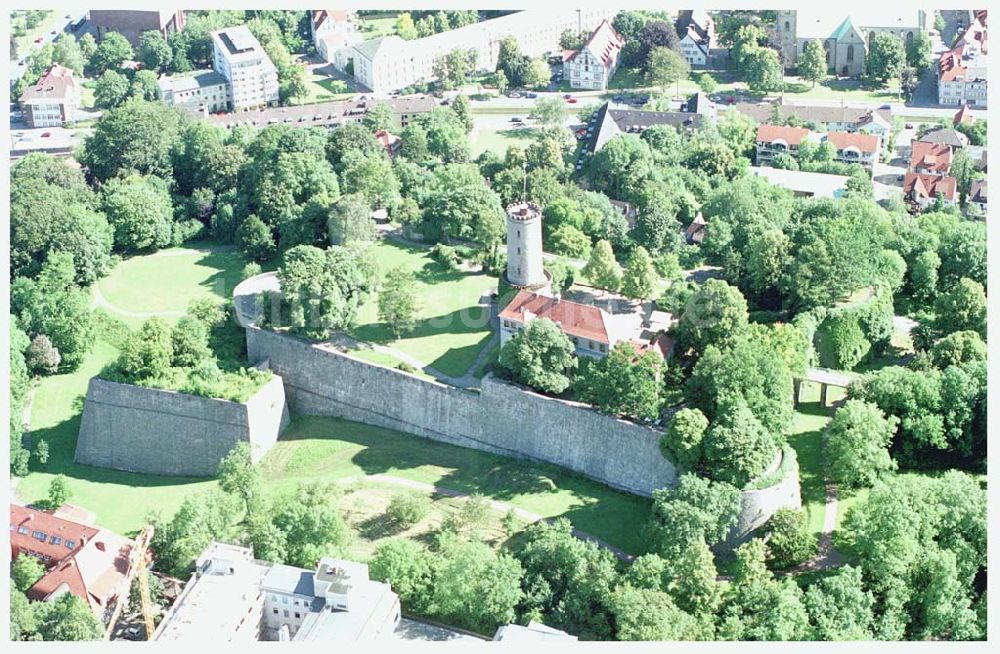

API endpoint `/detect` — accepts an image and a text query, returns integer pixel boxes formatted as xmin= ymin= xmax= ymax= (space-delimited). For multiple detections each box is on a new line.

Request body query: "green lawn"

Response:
xmin=289 ymin=58 xmax=356 ymax=106
xmin=95 ymin=245 xmax=247 ymax=327
xmin=359 ymin=14 xmax=398 ymax=39
xmin=261 ymin=415 xmax=652 ymax=555
xmin=470 ymin=125 xmax=537 ymax=157
xmin=342 ymin=346 xmax=438 ymax=381
xmin=349 ymin=240 xmax=497 ymax=378
xmin=781 ymin=76 xmax=901 ymax=102
xmin=788 ymin=383 xmax=835 ymax=538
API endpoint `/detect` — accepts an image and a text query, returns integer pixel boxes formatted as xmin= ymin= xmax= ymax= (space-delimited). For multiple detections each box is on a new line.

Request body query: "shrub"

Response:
xmin=172 ymin=218 xmax=206 ymax=246
xmin=764 ymin=507 xmax=817 ymax=569
xmin=430 ymin=243 xmax=461 ymax=271
xmin=241 ymin=262 xmax=263 ymax=280
xmin=27 ymin=334 xmax=61 ymax=375
xmin=386 ymin=493 xmax=431 ymax=529
xmin=818 ymin=313 xmax=870 ymax=370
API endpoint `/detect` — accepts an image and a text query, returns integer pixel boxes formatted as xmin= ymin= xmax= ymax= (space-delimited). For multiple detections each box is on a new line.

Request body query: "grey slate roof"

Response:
xmin=917 ymin=127 xmax=968 ymax=148
xmin=731 ymin=101 xmax=892 ymax=127
xmin=585 ymin=102 xmax=705 ymax=153
xmin=261 ymin=564 xmax=315 ymax=597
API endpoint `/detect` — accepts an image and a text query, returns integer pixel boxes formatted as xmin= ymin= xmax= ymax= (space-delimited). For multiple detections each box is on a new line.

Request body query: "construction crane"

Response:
xmin=104 ymin=524 xmax=155 ymax=641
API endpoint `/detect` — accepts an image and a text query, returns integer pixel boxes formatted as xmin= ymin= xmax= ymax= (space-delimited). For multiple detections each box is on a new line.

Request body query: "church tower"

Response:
xmin=776 ymin=10 xmax=798 ymax=70
xmin=505 ymin=202 xmax=546 ymax=288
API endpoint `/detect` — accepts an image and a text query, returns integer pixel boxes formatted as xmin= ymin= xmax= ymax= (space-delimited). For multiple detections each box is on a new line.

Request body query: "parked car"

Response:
xmin=508 ymin=91 xmax=522 ymax=98
xmin=566 ymin=97 xmax=578 ymax=103
xmin=612 ymin=94 xmax=625 ymax=102
xmin=879 ymin=104 xmax=891 ymax=110
xmin=40 ymin=132 xmax=52 ymax=138
xmin=510 ymin=116 xmax=523 ymax=123
xmin=563 ymin=93 xmax=572 ymax=99
xmin=34 ymin=37 xmax=43 ymax=43
xmin=905 ymin=122 xmax=914 ymax=129
xmin=525 ymin=92 xmax=538 ymax=99
xmin=440 ymin=98 xmax=451 ymax=105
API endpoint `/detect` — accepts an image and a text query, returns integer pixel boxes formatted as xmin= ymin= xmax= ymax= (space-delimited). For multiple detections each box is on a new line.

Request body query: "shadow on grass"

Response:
xmin=274 ymin=415 xmax=652 ymax=554
xmin=816 ymin=78 xmax=897 ymax=99
xmin=788 ymin=401 xmax=829 ymax=536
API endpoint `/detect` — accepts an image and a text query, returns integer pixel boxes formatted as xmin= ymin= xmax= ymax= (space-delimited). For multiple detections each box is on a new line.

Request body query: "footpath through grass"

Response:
xmin=349 ymin=240 xmax=497 ymax=378
xmin=786 ymin=382 xmax=843 ymax=538
xmin=262 ymin=415 xmax=652 ymax=555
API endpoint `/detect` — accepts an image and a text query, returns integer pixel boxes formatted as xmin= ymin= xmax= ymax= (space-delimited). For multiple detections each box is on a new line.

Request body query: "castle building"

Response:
xmin=776 ymin=9 xmax=932 ymax=77
xmin=505 ymin=202 xmax=547 ymax=289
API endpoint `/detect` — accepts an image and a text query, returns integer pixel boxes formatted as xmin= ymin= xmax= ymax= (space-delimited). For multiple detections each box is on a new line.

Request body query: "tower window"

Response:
xmin=785 ymin=21 xmax=790 ymax=31
xmin=517 ymin=247 xmax=520 ymax=254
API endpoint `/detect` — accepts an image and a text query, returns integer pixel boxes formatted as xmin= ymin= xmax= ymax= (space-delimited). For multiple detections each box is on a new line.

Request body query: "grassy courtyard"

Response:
xmin=470 ymin=125 xmax=538 ymax=157
xmin=94 ymin=245 xmax=248 ymax=327
xmin=349 ymin=240 xmax=498 ymax=378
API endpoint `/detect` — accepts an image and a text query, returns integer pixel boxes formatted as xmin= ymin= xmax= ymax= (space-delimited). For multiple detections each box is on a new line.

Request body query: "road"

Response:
xmin=10 ymin=11 xmax=87 ymax=84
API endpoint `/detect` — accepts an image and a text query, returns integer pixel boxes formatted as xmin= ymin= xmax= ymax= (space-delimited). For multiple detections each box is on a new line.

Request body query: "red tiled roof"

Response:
xmin=313 ymin=9 xmax=351 ymax=31
xmin=910 ymin=141 xmax=953 ymax=173
xmin=499 ymin=290 xmax=610 ymax=344
xmin=756 ymin=124 xmax=811 ymax=146
xmin=826 ymin=130 xmax=879 ymax=153
xmin=903 ymin=172 xmax=957 ymax=202
xmin=567 ymin=20 xmax=624 ymax=67
xmin=11 ymin=504 xmax=133 ymax=613
xmin=19 ymin=64 xmax=77 ymax=103
xmin=11 ymin=504 xmax=99 ymax=562
xmin=938 ymin=48 xmax=966 ymax=83
xmin=953 ymin=104 xmax=975 ymax=125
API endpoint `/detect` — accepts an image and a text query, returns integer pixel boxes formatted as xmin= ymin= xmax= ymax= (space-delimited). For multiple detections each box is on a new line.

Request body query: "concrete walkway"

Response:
xmin=338 ymin=473 xmax=635 ymax=563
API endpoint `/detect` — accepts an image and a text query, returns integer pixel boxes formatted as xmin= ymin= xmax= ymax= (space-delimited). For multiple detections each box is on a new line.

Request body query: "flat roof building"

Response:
xmin=211 ymin=26 xmax=279 ymax=112
xmin=749 ymin=166 xmax=850 ymax=198
xmin=158 ymin=70 xmax=231 ymax=115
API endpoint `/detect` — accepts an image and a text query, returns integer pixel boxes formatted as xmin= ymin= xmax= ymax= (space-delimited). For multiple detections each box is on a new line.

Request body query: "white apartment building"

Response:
xmin=158 ymin=70 xmax=232 ymax=115
xmin=311 ymin=9 xmax=362 ymax=70
xmin=351 ymin=9 xmax=616 ymax=94
xmin=212 ymin=26 xmax=280 ymax=112
xmin=154 ymin=543 xmax=400 ymax=642
xmin=565 ymin=20 xmax=624 ymax=90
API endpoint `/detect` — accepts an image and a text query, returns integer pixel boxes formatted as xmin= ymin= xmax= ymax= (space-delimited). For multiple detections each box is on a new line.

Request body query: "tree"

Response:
xmin=934 ymin=277 xmax=986 ymax=336
xmin=340 ymin=151 xmax=399 ymax=208
xmin=368 ymin=539 xmax=434 ymax=612
xmin=451 ymin=94 xmax=473 ymax=132
xmin=386 ymin=493 xmax=430 ymax=528
xmin=930 ymin=331 xmax=986 ymax=368
xmin=701 ymin=400 xmax=777 ymax=487
xmin=171 ymin=316 xmax=211 ymax=368
xmin=80 ymin=99 xmax=185 ymax=182
xmin=621 ymin=246 xmax=658 ymax=301
xmin=582 ymin=239 xmax=622 ymax=293
xmin=32 ymin=593 xmax=104 ymax=641
xmin=217 ymin=442 xmax=263 ymax=517
xmin=649 ymin=46 xmax=690 ymax=97
xmin=362 ymin=101 xmax=394 ymax=132
xmin=47 ymin=474 xmax=72 ymax=509
xmin=647 ymin=474 xmax=742 ymax=558
xmin=697 ymin=72 xmax=717 ymax=93
xmin=432 ymin=535 xmax=524 ymax=635
xmin=27 ymin=334 xmax=61 ymax=376
xmin=559 ymin=28 xmax=586 ymax=50
xmin=10 ymin=587 xmax=36 ymax=640
xmin=79 ymin=32 xmax=97 ymax=61
xmin=494 ymin=69 xmax=509 ymax=95
xmin=421 ymin=164 xmax=504 ymax=245
xmin=279 ymin=244 xmax=376 ymax=338
xmin=267 ymin=482 xmax=352 ymax=568
xmin=378 ymin=266 xmax=421 ymax=338
xmin=674 ymin=279 xmax=749 ymax=355
xmin=906 ymin=30 xmax=932 ymax=70
xmin=11 ymin=253 xmax=96 ymax=370
xmin=236 ymin=214 xmax=276 ymax=263
xmin=137 ymin=30 xmax=173 ymax=71
xmin=529 ymin=97 xmax=567 ymax=128
xmin=34 ymin=439 xmax=50 ymax=465
xmin=635 ymin=20 xmax=682 ymax=70
xmin=499 ymin=318 xmax=577 ymax=394
xmin=129 ymin=69 xmax=161 ymax=102
xmin=12 ymin=554 xmax=45 ymax=592
xmin=743 ymin=47 xmax=785 ymax=93
xmin=395 ymin=12 xmax=418 ymax=40
xmin=118 ymin=317 xmax=174 ymax=379
xmin=578 ymin=342 xmax=663 ymax=421
xmin=94 ymin=69 xmax=130 ymax=109
xmin=660 ymin=407 xmax=708 ymax=470
xmin=100 ymin=174 xmax=174 ymax=252
xmin=150 ymin=489 xmax=242 ymax=576
xmin=950 ymin=148 xmax=982 ymax=205
xmin=327 ymin=193 xmax=376 ymax=245
xmin=764 ymin=508 xmax=817 ymax=569
xmin=799 ymin=39 xmax=827 ymax=87
xmin=937 ymin=222 xmax=986 ymax=289
xmin=52 ymin=33 xmax=85 ymax=75
xmin=804 ymin=566 xmax=875 ymax=640
xmin=89 ymin=31 xmax=133 ymax=75
xmin=522 ymin=58 xmax=551 ymax=89
xmin=866 ymin=33 xmax=906 ymax=85
xmin=610 ymin=584 xmax=701 ymax=640
xmin=826 ymin=399 xmax=899 ymax=489
xmin=513 ymin=518 xmax=620 ymax=639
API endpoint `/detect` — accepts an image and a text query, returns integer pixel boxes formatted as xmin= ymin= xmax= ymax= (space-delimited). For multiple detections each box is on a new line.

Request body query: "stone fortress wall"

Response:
xmin=74 ymin=375 xmax=290 ymax=477
xmin=245 ymin=324 xmax=800 ymax=541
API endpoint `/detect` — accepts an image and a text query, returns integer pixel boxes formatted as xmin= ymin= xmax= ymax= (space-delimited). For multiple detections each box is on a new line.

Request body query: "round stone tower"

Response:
xmin=505 ymin=202 xmax=546 ymax=288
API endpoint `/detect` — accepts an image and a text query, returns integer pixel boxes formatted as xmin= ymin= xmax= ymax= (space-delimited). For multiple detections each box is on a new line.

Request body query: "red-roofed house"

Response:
xmin=10 ymin=504 xmax=134 ymax=616
xmin=18 ymin=64 xmax=80 ymax=128
xmin=755 ymin=124 xmax=815 ymax=166
xmin=910 ymin=141 xmax=953 ymax=176
xmin=374 ymin=129 xmax=401 ymax=157
xmin=903 ymin=172 xmax=957 ymax=209
xmin=953 ymin=104 xmax=975 ymax=125
xmin=565 ymin=20 xmax=625 ymax=90
xmin=500 ymin=290 xmax=614 ymax=357
xmin=825 ymin=131 xmax=880 ymax=170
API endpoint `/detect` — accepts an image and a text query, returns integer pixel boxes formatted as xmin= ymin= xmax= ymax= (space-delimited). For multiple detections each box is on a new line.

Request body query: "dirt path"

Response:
xmin=783 ymin=432 xmax=845 ymax=575
xmin=338 ymin=473 xmax=635 ymax=563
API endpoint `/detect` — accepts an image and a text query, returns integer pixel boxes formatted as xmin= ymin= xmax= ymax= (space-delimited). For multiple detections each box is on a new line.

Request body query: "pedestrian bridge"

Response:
xmin=794 ymin=367 xmax=860 ymax=409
